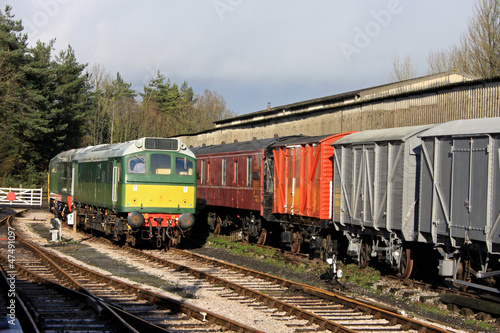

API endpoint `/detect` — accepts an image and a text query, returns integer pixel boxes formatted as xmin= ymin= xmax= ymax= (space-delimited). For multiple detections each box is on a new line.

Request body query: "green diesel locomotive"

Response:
xmin=49 ymin=137 xmax=196 ymax=248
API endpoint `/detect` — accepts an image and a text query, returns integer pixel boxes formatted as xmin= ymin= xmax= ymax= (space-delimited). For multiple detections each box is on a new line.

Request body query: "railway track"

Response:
xmin=10 ymin=210 xmax=484 ymax=332
xmin=123 ymin=246 xmax=455 ymax=333
xmin=5 ymin=211 xmax=264 ymax=333
xmin=0 ymin=209 xmax=134 ymax=332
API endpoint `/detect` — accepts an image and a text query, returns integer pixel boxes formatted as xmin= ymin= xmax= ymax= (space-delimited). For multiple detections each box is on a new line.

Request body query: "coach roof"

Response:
xmin=192 ymin=138 xmax=281 ymax=155
xmin=332 ymin=125 xmax=433 ymax=146
xmin=419 ymin=117 xmax=500 ymax=138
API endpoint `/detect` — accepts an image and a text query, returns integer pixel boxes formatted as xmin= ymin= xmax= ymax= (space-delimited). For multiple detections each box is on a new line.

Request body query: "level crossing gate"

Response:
xmin=0 ymin=188 xmax=43 ymax=206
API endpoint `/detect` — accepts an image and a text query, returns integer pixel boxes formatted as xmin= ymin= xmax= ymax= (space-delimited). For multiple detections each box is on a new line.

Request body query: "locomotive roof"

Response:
xmin=419 ymin=117 xmax=500 ymax=138
xmin=332 ymin=125 xmax=433 ymax=146
xmin=192 ymin=137 xmax=282 ymax=155
xmin=53 ymin=138 xmax=193 ymax=163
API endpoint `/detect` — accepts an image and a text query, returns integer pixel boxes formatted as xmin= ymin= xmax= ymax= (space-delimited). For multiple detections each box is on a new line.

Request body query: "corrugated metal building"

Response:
xmin=178 ymin=72 xmax=500 ymax=148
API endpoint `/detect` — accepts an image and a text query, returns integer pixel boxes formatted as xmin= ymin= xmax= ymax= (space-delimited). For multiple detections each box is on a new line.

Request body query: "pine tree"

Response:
xmin=0 ymin=6 xmax=30 ymax=183
xmin=0 ymin=6 xmax=92 ymax=186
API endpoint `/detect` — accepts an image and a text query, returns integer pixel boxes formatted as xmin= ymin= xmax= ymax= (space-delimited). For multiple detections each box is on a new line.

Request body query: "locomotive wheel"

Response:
xmin=291 ymin=231 xmax=301 ymax=253
xmin=359 ymin=242 xmax=371 ymax=269
xmin=398 ymin=248 xmax=414 ymax=279
xmin=256 ymin=228 xmax=267 ymax=245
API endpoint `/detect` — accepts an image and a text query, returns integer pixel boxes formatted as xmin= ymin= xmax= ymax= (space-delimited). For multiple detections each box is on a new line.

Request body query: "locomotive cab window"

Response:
xmin=128 ymin=155 xmax=146 ymax=173
xmin=176 ymin=157 xmax=193 ymax=176
xmin=151 ymin=154 xmax=171 ymax=175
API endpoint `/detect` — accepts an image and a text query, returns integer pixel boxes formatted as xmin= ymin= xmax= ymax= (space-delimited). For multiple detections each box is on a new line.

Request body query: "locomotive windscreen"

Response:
xmin=145 ymin=138 xmax=179 ymax=151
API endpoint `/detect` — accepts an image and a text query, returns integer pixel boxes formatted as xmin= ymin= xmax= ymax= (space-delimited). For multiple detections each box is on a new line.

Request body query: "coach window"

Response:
xmin=246 ymin=156 xmax=252 ymax=186
xmin=176 ymin=157 xmax=194 ymax=176
xmin=234 ymin=160 xmax=238 ymax=183
xmin=151 ymin=154 xmax=171 ymax=175
xmin=222 ymin=158 xmax=227 ymax=185
xmin=128 ymin=155 xmax=146 ymax=174
xmin=200 ymin=160 xmax=206 ymax=184
xmin=207 ymin=162 xmax=211 ymax=183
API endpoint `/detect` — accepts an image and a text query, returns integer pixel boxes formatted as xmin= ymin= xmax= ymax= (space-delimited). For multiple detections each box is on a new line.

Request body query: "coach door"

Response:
xmin=112 ymin=159 xmax=121 ymax=208
xmin=451 ymin=136 xmax=489 ymax=242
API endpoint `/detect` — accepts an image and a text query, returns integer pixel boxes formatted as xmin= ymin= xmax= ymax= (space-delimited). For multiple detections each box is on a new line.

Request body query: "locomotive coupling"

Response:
xmin=127 ymin=211 xmax=144 ymax=229
xmin=178 ymin=213 xmax=195 ymax=230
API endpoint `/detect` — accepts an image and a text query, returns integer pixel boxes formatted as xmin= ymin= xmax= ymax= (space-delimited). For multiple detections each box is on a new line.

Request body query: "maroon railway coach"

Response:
xmin=191 ymin=138 xmax=284 ymax=242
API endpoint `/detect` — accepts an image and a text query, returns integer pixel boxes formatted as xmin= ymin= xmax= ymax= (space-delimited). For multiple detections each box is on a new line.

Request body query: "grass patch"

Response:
xmin=207 ymin=234 xmax=321 ymax=275
xmin=207 ymin=234 xmax=382 ymax=286
xmin=465 ymin=319 xmax=497 ymax=332
xmin=415 ymin=302 xmax=448 ymax=316
xmin=340 ymin=264 xmax=381 ymax=288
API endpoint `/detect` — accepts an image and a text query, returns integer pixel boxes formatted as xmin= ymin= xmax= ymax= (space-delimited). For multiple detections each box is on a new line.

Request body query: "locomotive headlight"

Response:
xmin=127 ymin=211 xmax=144 ymax=229
xmin=178 ymin=213 xmax=195 ymax=230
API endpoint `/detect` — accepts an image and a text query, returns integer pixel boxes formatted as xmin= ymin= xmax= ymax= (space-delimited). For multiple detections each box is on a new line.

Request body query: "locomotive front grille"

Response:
xmin=145 ymin=138 xmax=178 ymax=151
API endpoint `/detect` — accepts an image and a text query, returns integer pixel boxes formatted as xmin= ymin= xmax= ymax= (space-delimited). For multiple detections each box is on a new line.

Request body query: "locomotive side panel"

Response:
xmin=49 ymin=149 xmax=82 ymax=209
xmin=74 ymin=160 xmax=114 ymax=209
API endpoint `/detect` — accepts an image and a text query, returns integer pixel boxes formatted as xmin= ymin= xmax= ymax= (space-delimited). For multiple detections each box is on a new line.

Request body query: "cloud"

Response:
xmin=9 ymin=0 xmax=475 ymax=115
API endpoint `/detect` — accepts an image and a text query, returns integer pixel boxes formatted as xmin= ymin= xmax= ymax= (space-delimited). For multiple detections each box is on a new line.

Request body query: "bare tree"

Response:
xmin=428 ymin=0 xmax=500 ymax=78
xmin=389 ymin=53 xmax=417 ymax=82
xmin=85 ymin=63 xmax=112 ymax=145
xmin=427 ymin=46 xmax=468 ymax=74
xmin=463 ymin=0 xmax=500 ymax=77
xmin=190 ymin=89 xmax=236 ymax=132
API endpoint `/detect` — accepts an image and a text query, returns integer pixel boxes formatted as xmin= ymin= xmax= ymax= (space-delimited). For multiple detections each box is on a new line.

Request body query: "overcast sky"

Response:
xmin=8 ymin=1 xmax=476 ymax=115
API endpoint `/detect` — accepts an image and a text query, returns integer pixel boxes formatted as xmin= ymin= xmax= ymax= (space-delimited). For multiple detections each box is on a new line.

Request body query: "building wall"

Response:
xmin=177 ymin=74 xmax=500 ymax=148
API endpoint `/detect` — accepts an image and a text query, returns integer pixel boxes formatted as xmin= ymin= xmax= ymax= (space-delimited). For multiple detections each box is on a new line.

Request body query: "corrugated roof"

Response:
xmin=214 ymin=72 xmax=477 ymax=127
